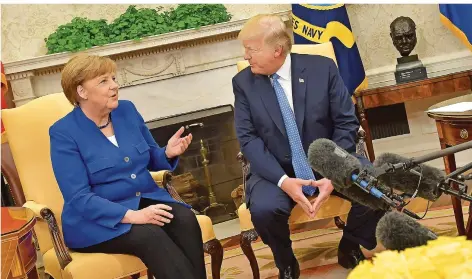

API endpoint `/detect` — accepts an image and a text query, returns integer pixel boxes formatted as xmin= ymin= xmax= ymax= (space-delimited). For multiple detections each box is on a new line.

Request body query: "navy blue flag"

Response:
xmin=291 ymin=4 xmax=367 ymax=95
xmin=439 ymin=4 xmax=472 ymax=51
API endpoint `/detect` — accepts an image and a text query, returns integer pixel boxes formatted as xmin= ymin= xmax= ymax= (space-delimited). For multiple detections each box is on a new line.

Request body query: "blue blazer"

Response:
xmin=50 ymin=100 xmax=188 ymax=249
xmin=233 ymin=54 xmax=369 ymax=201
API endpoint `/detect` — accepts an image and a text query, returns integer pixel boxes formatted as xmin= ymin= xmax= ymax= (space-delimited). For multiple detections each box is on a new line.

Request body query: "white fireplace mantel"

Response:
xmin=4 ymin=11 xmax=292 ymax=106
xmin=5 ymin=10 xmax=293 ymax=76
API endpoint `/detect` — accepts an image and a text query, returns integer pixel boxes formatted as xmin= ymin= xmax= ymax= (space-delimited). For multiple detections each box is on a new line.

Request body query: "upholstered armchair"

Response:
xmin=1 ymin=93 xmax=223 ymax=279
xmin=234 ymin=42 xmax=369 ymax=279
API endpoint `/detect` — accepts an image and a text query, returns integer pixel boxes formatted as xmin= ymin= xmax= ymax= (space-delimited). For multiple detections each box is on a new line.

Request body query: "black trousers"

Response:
xmin=74 ymin=198 xmax=206 ymax=279
xmin=248 ymin=179 xmax=385 ymax=270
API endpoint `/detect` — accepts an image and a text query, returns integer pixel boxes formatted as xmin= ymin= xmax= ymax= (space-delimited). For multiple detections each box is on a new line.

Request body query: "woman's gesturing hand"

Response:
xmin=165 ymin=126 xmax=192 ymax=158
xmin=123 ymin=204 xmax=174 ymax=226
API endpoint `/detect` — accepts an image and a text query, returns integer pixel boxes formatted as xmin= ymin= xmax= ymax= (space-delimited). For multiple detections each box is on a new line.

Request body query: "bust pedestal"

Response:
xmin=394 ymin=54 xmax=428 ymax=84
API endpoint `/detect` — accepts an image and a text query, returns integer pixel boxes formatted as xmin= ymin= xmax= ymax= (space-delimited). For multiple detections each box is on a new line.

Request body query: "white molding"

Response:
xmin=3 ymin=10 xmax=292 ymax=76
xmin=365 ymin=50 xmax=472 ymax=89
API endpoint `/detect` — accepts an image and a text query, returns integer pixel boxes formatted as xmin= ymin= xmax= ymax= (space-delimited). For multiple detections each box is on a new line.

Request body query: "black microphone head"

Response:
xmin=308 ymin=139 xmax=390 ymax=210
xmin=374 ymin=153 xmax=444 ymax=201
xmin=308 ymin=139 xmax=390 ymax=211
xmin=376 ymin=210 xmax=437 ymax=251
xmin=308 ymin=138 xmax=361 ymax=188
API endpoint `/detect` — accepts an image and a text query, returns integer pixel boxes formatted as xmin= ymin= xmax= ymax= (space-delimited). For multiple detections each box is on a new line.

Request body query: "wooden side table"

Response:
xmin=1 ymin=207 xmax=38 ymax=279
xmin=427 ymin=94 xmax=472 ymax=240
xmin=355 ymin=70 xmax=472 ymax=161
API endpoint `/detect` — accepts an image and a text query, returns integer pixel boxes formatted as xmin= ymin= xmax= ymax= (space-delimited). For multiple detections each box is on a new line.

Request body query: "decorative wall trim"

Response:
xmin=4 ymin=11 xmax=292 ymax=77
xmin=8 ymin=71 xmax=35 ymax=81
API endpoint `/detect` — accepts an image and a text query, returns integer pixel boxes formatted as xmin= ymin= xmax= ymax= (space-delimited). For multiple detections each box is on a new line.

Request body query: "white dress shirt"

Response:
xmin=270 ymin=55 xmax=293 ymax=187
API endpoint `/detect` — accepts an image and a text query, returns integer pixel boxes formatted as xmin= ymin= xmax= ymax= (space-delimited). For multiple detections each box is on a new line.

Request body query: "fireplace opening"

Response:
xmin=146 ymin=105 xmax=242 ymax=224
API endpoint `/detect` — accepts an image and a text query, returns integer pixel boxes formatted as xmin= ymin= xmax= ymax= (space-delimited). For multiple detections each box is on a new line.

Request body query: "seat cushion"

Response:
xmin=43 ymin=248 xmax=147 ymax=279
xmin=238 ymin=195 xmax=352 ymax=231
xmin=42 ymin=215 xmax=215 ymax=279
xmin=289 ymin=195 xmax=351 ymax=225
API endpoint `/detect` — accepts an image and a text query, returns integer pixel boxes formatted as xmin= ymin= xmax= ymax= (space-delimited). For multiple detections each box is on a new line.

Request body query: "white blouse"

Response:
xmin=107 ymin=135 xmax=119 ymax=147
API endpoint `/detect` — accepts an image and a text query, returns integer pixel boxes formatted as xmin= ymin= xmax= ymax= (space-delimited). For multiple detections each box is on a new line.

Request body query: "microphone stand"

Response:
xmin=388 ymin=140 xmax=472 ymax=171
xmin=372 ymin=140 xmax=472 ymax=203
xmin=352 ymin=170 xmax=423 ymax=219
xmin=436 ymin=161 xmax=472 ymax=203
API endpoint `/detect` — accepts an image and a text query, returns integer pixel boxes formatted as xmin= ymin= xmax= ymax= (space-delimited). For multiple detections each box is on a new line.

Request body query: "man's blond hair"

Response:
xmin=238 ymin=14 xmax=292 ymax=55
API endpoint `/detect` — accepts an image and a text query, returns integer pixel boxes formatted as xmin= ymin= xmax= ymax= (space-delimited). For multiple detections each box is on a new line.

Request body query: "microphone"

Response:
xmin=308 ymin=139 xmax=395 ymax=211
xmin=307 ymin=138 xmax=362 ymax=189
xmin=376 ymin=210 xmax=437 ymax=251
xmin=373 ymin=153 xmax=445 ymax=201
xmin=374 ymin=153 xmax=472 ymax=203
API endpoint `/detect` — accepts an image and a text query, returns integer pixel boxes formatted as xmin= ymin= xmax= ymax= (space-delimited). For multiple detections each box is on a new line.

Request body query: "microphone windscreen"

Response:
xmin=376 ymin=211 xmax=437 ymax=251
xmin=374 ymin=153 xmax=444 ymax=201
xmin=308 ymin=138 xmax=361 ymax=189
xmin=308 ymin=139 xmax=390 ymax=211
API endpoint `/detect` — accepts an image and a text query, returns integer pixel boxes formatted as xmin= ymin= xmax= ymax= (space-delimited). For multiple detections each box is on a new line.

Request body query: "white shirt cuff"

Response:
xmin=277 ymin=174 xmax=289 ymax=187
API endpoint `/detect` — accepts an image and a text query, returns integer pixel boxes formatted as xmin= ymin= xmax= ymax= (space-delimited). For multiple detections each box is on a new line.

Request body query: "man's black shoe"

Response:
xmin=279 ymin=258 xmax=300 ymax=279
xmin=337 ymin=244 xmax=366 ymax=269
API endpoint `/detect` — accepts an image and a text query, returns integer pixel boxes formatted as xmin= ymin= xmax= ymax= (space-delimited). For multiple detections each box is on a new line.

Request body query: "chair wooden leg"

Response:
xmin=240 ymin=229 xmax=260 ymax=279
xmin=147 ymin=272 xmax=154 ymax=279
xmin=334 ymin=216 xmax=345 ymax=229
xmin=203 ymin=238 xmax=223 ymax=279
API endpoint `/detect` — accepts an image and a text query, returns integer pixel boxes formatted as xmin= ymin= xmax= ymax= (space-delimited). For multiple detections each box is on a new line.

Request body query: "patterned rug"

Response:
xmin=203 ymin=206 xmax=466 ymax=279
xmin=36 ymin=205 xmax=466 ymax=279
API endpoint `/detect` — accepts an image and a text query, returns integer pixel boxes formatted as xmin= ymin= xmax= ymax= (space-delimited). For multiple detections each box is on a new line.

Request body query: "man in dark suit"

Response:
xmin=232 ymin=14 xmax=385 ymax=278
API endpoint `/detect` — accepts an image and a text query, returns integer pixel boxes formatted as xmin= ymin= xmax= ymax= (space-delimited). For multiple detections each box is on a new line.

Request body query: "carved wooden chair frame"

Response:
xmin=1 ymin=141 xmax=224 ymax=279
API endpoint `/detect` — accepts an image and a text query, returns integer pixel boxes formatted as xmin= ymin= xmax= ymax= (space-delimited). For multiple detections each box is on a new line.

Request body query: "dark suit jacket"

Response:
xmin=233 ymin=53 xmax=366 ymax=201
xmin=49 ymin=100 xmax=188 ymax=249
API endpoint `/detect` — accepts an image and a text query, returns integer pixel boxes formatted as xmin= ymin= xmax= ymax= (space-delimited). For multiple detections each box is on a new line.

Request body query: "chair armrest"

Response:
xmin=23 ymin=201 xmax=48 ymax=219
xmin=150 ymin=171 xmax=199 ymax=214
xmin=236 ymin=152 xmax=250 ymax=201
xmin=150 ymin=170 xmax=172 ymax=188
xmin=23 ymin=201 xmax=72 ymax=269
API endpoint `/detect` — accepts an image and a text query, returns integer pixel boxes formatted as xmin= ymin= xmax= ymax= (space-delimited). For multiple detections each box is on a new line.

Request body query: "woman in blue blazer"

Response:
xmin=50 ymin=54 xmax=206 ymax=279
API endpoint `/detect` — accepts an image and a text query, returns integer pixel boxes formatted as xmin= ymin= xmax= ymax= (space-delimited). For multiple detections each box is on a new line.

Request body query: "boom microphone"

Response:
xmin=373 ymin=153 xmax=444 ymax=202
xmin=376 ymin=211 xmax=437 ymax=251
xmin=307 ymin=138 xmax=361 ymax=189
xmin=308 ymin=139 xmax=392 ymax=211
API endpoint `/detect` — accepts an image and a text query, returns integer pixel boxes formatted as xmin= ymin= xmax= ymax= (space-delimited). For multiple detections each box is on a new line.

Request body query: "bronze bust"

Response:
xmin=390 ymin=16 xmax=417 ymax=57
xmin=390 ymin=16 xmax=427 ymax=83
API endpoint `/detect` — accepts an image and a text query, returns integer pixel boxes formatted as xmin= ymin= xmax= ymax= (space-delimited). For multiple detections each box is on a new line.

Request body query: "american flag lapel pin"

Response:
xmin=299 ymin=78 xmax=304 ymax=83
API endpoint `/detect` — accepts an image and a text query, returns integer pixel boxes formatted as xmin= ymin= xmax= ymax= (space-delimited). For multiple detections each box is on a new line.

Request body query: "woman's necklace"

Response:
xmin=98 ymin=114 xmax=111 ymax=129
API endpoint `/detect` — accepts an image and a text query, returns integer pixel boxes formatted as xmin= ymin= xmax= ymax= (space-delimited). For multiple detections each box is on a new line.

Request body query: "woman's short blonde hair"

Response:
xmin=61 ymin=54 xmax=117 ymax=106
xmin=238 ymin=14 xmax=292 ymax=55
